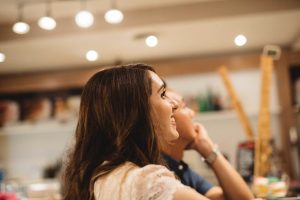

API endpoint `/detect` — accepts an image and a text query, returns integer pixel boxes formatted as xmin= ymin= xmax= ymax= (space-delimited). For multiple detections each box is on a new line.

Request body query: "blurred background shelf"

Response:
xmin=0 ymin=108 xmax=282 ymax=137
xmin=0 ymin=120 xmax=76 ymax=137
xmin=197 ymin=109 xmax=281 ymax=121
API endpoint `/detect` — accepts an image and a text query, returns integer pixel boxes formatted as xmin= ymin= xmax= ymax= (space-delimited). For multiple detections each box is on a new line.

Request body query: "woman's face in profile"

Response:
xmin=148 ymin=71 xmax=179 ymax=143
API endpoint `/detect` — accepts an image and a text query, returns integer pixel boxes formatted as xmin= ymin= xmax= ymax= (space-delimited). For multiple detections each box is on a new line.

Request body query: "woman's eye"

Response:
xmin=161 ymin=91 xmax=167 ymax=99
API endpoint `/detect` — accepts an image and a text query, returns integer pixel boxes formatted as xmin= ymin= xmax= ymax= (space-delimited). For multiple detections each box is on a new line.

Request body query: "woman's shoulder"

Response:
xmin=104 ymin=161 xmax=175 ymax=176
xmin=130 ymin=163 xmax=186 ymax=200
xmin=134 ymin=163 xmax=177 ymax=179
xmin=94 ymin=162 xmax=170 ymax=185
xmin=120 ymin=162 xmax=180 ymax=181
xmin=94 ymin=162 xmax=185 ymax=200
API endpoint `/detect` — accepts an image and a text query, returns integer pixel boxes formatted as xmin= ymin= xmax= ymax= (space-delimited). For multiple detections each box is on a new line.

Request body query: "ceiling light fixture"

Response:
xmin=234 ymin=34 xmax=247 ymax=47
xmin=38 ymin=0 xmax=56 ymax=30
xmin=104 ymin=0 xmax=124 ymax=24
xmin=12 ymin=3 xmax=30 ymax=34
xmin=75 ymin=0 xmax=94 ymax=28
xmin=0 ymin=53 xmax=6 ymax=63
xmin=86 ymin=50 xmax=98 ymax=61
xmin=145 ymin=35 xmax=158 ymax=47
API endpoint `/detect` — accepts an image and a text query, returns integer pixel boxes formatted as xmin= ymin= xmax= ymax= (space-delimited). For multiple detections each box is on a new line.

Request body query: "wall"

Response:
xmin=0 ymin=121 xmax=75 ymax=179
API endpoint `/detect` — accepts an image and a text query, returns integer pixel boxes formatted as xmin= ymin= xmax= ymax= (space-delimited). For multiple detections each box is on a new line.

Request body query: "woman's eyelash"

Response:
xmin=161 ymin=90 xmax=167 ymax=98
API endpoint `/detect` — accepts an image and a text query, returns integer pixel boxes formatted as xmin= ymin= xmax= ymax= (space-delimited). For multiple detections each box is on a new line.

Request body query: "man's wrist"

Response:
xmin=201 ymin=145 xmax=219 ymax=165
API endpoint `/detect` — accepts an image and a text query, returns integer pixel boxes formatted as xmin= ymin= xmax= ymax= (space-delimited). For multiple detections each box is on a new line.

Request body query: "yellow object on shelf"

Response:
xmin=253 ymin=177 xmax=269 ymax=198
xmin=252 ymin=176 xmax=288 ymax=198
xmin=255 ymin=55 xmax=273 ymax=177
xmin=218 ymin=58 xmax=275 ymax=178
xmin=218 ymin=66 xmax=254 ymax=141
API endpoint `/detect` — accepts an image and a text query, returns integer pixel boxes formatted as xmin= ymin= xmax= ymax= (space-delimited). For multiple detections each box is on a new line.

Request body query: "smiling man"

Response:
xmin=162 ymin=89 xmax=255 ymax=200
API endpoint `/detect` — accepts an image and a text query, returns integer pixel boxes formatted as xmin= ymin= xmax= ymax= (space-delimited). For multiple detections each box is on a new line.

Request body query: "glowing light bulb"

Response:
xmin=12 ymin=21 xmax=30 ymax=34
xmin=234 ymin=34 xmax=247 ymax=46
xmin=0 ymin=53 xmax=6 ymax=63
xmin=145 ymin=35 xmax=158 ymax=47
xmin=38 ymin=16 xmax=56 ymax=30
xmin=86 ymin=50 xmax=98 ymax=61
xmin=104 ymin=9 xmax=124 ymax=24
xmin=75 ymin=10 xmax=94 ymax=28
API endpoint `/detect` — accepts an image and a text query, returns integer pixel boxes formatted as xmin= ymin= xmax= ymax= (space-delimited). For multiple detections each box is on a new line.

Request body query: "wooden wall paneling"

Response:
xmin=0 ymin=52 xmax=261 ymax=93
xmin=0 ymin=68 xmax=101 ymax=94
xmin=288 ymin=51 xmax=300 ymax=64
xmin=151 ymin=52 xmax=260 ymax=77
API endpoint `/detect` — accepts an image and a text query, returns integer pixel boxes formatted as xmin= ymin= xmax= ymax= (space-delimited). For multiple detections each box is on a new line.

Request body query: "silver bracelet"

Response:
xmin=202 ymin=145 xmax=219 ymax=165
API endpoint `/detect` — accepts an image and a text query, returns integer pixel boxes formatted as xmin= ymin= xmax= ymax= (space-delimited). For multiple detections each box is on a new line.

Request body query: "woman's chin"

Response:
xmin=169 ymin=129 xmax=180 ymax=141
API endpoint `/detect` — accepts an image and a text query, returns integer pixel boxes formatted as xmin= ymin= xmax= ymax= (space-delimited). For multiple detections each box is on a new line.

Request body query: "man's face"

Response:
xmin=166 ymin=90 xmax=197 ymax=143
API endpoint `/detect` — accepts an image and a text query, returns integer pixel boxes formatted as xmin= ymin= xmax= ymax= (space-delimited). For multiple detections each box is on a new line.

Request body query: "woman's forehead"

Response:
xmin=149 ymin=71 xmax=163 ymax=86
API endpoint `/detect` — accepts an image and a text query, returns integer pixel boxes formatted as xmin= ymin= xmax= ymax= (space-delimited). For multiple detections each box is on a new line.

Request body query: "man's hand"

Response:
xmin=187 ymin=123 xmax=216 ymax=158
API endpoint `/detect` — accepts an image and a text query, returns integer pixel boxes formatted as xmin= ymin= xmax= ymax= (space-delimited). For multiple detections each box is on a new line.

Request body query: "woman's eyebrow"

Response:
xmin=157 ymin=82 xmax=166 ymax=93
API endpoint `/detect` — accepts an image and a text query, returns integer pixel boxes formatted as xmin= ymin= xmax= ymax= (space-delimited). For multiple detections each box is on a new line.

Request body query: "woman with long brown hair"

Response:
xmin=62 ymin=64 xmax=209 ymax=200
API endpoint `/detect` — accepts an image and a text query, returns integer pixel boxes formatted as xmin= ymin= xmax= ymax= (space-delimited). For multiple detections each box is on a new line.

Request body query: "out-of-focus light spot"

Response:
xmin=13 ymin=21 xmax=30 ymax=34
xmin=0 ymin=53 xmax=6 ymax=62
xmin=104 ymin=9 xmax=124 ymax=24
xmin=38 ymin=16 xmax=56 ymax=30
xmin=86 ymin=50 xmax=98 ymax=61
xmin=75 ymin=10 xmax=94 ymax=28
xmin=234 ymin=34 xmax=247 ymax=46
xmin=145 ymin=35 xmax=158 ymax=47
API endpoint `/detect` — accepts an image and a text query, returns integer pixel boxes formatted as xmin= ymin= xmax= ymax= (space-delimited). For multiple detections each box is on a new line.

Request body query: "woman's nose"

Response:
xmin=171 ymin=100 xmax=178 ymax=111
xmin=166 ymin=96 xmax=178 ymax=111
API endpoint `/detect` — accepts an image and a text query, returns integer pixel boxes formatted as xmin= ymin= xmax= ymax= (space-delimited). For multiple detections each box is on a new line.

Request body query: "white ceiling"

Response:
xmin=0 ymin=0 xmax=300 ymax=75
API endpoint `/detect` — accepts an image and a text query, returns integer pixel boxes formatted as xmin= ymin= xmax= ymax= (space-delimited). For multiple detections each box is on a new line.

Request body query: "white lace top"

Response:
xmin=94 ymin=162 xmax=184 ymax=200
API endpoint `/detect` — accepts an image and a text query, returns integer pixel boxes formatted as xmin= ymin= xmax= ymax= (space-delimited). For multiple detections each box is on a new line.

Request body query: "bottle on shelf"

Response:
xmin=196 ymin=87 xmax=224 ymax=112
xmin=0 ymin=167 xmax=4 ymax=192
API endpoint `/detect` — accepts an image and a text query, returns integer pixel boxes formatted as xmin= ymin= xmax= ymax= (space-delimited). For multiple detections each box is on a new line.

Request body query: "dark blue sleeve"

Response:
xmin=182 ymin=166 xmax=214 ymax=195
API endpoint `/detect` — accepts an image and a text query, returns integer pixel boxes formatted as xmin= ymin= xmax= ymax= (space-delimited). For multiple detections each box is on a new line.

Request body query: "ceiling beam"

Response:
xmin=1 ymin=0 xmax=300 ymax=43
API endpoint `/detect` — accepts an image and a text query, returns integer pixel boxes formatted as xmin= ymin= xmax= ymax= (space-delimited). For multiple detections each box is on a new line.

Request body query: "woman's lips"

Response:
xmin=171 ymin=116 xmax=176 ymax=127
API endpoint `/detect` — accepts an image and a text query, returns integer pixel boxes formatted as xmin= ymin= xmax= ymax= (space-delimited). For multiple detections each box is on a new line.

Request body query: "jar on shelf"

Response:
xmin=0 ymin=100 xmax=19 ymax=127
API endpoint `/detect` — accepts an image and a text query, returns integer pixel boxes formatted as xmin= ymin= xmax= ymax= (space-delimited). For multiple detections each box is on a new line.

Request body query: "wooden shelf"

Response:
xmin=195 ymin=109 xmax=280 ymax=122
xmin=0 ymin=109 xmax=281 ymax=137
xmin=0 ymin=119 xmax=76 ymax=136
xmin=195 ymin=110 xmax=241 ymax=121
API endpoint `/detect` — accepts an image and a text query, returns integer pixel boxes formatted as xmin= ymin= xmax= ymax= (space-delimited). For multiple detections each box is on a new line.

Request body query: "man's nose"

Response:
xmin=189 ymin=108 xmax=195 ymax=117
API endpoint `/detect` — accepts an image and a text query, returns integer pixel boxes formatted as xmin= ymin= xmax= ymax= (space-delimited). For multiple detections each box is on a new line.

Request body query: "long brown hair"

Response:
xmin=62 ymin=64 xmax=164 ymax=200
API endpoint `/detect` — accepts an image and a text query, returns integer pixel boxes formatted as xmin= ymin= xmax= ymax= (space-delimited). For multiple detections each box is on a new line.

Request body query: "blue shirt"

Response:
xmin=163 ymin=154 xmax=214 ymax=195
